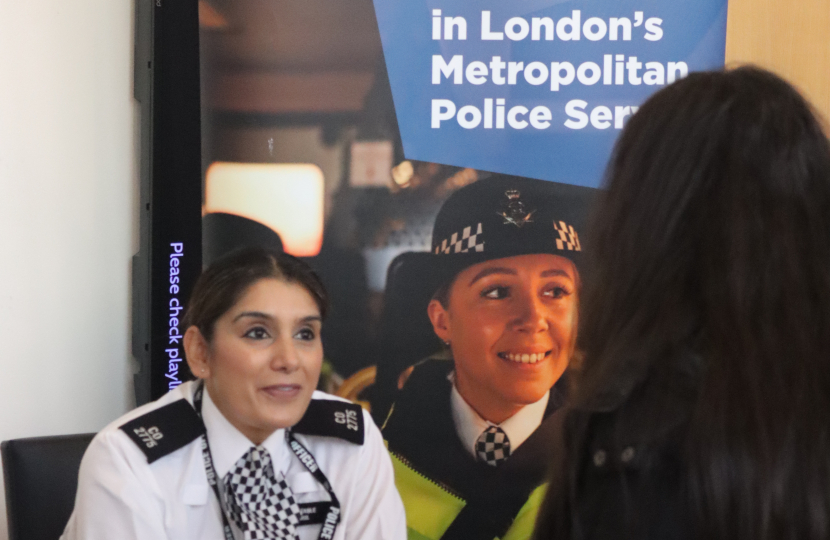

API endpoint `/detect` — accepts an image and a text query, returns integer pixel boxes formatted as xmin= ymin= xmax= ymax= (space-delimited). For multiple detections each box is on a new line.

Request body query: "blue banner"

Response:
xmin=374 ymin=0 xmax=728 ymax=187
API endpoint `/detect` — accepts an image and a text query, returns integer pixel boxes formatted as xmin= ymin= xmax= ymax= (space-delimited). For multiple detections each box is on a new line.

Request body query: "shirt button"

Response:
xmin=592 ymin=449 xmax=607 ymax=467
xmin=620 ymin=446 xmax=636 ymax=463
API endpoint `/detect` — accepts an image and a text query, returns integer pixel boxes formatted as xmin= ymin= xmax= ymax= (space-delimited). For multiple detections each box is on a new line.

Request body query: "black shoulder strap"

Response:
xmin=292 ymin=399 xmax=364 ymax=445
xmin=119 ymin=399 xmax=206 ymax=463
xmin=440 ymin=495 xmax=529 ymax=540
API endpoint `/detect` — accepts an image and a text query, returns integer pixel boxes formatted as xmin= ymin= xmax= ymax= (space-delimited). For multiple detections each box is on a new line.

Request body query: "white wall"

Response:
xmin=0 ymin=0 xmax=137 ymax=538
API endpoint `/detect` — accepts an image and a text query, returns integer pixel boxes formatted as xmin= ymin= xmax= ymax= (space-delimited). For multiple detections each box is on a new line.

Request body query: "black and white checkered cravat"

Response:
xmin=476 ymin=425 xmax=511 ymax=466
xmin=224 ymin=446 xmax=300 ymax=540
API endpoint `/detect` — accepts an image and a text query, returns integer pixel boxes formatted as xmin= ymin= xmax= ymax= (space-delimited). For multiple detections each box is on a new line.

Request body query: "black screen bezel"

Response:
xmin=133 ymin=0 xmax=203 ymax=404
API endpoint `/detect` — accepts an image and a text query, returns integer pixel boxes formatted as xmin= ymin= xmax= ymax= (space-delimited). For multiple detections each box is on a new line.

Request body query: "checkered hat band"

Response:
xmin=434 ymin=222 xmax=485 ymax=254
xmin=224 ymin=446 xmax=300 ymax=540
xmin=475 ymin=425 xmax=511 ymax=466
xmin=553 ymin=220 xmax=581 ymax=252
xmin=434 ymin=220 xmax=581 ymax=256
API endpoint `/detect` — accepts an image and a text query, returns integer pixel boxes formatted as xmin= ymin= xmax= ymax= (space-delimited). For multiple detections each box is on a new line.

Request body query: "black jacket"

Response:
xmin=536 ymin=355 xmax=700 ymax=540
xmin=383 ymin=358 xmax=568 ymax=540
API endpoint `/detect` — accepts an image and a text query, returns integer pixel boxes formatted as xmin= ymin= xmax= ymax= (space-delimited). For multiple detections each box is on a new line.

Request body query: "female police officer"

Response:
xmin=381 ymin=175 xmax=591 ymax=540
xmin=62 ymin=248 xmax=405 ymax=540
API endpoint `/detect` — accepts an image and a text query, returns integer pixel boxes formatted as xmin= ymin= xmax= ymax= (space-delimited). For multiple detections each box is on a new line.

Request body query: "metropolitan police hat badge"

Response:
xmin=498 ymin=189 xmax=536 ymax=228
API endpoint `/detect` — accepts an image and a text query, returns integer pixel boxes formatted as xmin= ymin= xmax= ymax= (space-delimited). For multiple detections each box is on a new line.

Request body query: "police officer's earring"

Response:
xmin=443 ymin=340 xmax=450 ymax=347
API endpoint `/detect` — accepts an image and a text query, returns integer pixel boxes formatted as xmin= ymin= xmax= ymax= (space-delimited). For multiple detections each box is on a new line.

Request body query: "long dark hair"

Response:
xmin=559 ymin=66 xmax=830 ymax=540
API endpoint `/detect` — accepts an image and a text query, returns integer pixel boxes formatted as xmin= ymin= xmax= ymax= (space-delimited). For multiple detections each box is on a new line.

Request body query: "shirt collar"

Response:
xmin=448 ymin=371 xmax=549 ymax=458
xmin=201 ymin=384 xmax=289 ymax=479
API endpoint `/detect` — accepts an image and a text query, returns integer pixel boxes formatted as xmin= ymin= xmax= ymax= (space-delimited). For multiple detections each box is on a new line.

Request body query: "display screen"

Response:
xmin=134 ymin=1 xmax=726 ymax=535
xmin=142 ymin=0 xmax=725 ymax=420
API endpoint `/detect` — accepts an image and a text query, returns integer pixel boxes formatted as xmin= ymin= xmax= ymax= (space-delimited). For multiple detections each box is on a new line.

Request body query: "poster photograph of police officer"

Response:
xmin=196 ymin=0 xmax=725 ymax=538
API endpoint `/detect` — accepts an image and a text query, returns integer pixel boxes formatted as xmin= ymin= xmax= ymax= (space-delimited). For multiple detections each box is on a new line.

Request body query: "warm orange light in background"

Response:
xmin=198 ymin=0 xmax=229 ymax=30
xmin=391 ymin=160 xmax=414 ymax=188
xmin=205 ymin=162 xmax=325 ymax=257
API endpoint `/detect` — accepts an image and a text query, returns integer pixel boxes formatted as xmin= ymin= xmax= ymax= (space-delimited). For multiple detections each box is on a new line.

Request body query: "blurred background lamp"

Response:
xmin=349 ymin=141 xmax=394 ymax=187
xmin=205 ymin=162 xmax=325 ymax=257
xmin=391 ymin=160 xmax=414 ymax=188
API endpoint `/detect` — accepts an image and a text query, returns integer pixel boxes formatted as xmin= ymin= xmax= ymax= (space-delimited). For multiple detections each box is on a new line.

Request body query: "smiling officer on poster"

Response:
xmin=382 ymin=175 xmax=589 ymax=540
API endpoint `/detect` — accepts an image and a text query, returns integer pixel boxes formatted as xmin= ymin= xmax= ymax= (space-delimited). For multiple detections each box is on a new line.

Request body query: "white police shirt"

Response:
xmin=60 ymin=380 xmax=406 ymax=540
xmin=448 ymin=371 xmax=549 ymax=458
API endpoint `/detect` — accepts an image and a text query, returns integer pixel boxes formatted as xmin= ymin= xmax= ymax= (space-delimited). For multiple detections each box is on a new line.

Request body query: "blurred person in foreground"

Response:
xmin=533 ymin=66 xmax=830 ymax=540
xmin=62 ymin=248 xmax=405 ymax=540
xmin=382 ymin=175 xmax=590 ymax=540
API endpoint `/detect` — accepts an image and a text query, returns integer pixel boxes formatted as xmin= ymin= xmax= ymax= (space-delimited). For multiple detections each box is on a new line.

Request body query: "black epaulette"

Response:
xmin=292 ymin=399 xmax=364 ymax=445
xmin=119 ymin=399 xmax=206 ymax=463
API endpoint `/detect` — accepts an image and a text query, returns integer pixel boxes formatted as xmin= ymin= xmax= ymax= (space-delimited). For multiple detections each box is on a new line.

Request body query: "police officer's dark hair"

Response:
xmin=431 ymin=281 xmax=451 ymax=308
xmin=183 ymin=247 xmax=329 ymax=343
xmin=535 ymin=67 xmax=830 ymax=540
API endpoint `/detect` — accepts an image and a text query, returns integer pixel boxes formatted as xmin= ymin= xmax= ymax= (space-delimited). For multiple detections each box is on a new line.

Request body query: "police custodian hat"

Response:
xmin=429 ymin=174 xmax=592 ymax=288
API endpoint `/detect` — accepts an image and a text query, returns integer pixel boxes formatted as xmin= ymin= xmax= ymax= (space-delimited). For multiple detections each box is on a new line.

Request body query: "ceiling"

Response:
xmin=199 ymin=0 xmax=384 ymax=114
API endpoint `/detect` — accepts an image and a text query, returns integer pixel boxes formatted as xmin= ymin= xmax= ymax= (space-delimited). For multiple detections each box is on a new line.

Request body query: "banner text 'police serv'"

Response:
xmin=430 ymin=10 xmax=687 ymax=131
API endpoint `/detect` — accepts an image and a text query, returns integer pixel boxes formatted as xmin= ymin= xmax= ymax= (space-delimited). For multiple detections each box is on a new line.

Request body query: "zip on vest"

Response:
xmin=391 ymin=450 xmax=465 ymax=502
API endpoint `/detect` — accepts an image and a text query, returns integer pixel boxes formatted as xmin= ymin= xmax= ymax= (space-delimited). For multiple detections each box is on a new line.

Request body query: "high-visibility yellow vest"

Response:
xmin=390 ymin=452 xmax=548 ymax=540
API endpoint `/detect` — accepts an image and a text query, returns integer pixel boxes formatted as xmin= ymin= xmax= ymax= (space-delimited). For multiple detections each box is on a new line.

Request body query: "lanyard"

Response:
xmin=193 ymin=382 xmax=341 ymax=540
